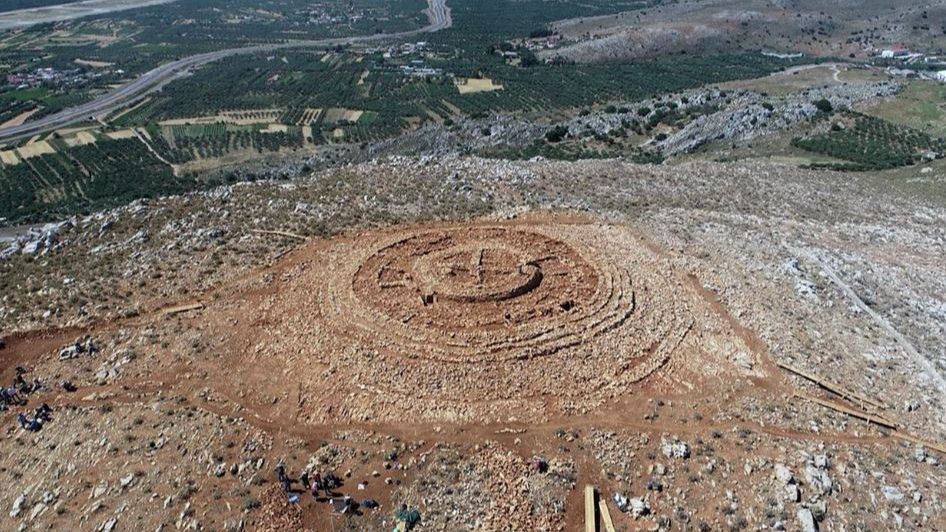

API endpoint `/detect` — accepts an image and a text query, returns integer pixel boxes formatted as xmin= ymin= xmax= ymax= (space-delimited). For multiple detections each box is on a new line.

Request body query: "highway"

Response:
xmin=0 ymin=0 xmax=451 ymax=145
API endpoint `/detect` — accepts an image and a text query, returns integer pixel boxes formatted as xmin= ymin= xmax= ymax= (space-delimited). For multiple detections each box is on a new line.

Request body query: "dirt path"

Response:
xmin=131 ymin=127 xmax=176 ymax=171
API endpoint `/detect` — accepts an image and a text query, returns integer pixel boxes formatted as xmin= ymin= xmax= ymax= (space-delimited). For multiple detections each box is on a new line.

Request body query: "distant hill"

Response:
xmin=0 ymin=0 xmax=84 ymax=13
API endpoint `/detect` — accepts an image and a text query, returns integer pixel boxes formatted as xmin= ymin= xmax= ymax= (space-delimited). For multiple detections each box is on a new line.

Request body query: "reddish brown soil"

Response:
xmin=0 ymin=215 xmax=923 ymax=531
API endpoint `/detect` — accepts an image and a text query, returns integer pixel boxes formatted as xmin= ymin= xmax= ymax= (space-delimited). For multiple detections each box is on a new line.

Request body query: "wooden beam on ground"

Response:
xmin=251 ymin=229 xmax=307 ymax=241
xmin=794 ymin=391 xmax=897 ymax=430
xmin=598 ymin=497 xmax=616 ymax=532
xmin=794 ymin=391 xmax=946 ymax=458
xmin=778 ymin=361 xmax=886 ymax=410
xmin=584 ymin=485 xmax=597 ymax=532
xmin=160 ymin=302 xmax=204 ymax=316
xmin=892 ymin=431 xmax=946 ymax=456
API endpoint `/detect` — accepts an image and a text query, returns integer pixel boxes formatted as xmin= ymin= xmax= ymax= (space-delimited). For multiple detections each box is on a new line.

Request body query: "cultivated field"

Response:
xmin=861 ymin=81 xmax=946 ymax=136
xmin=455 ymin=77 xmax=503 ymax=94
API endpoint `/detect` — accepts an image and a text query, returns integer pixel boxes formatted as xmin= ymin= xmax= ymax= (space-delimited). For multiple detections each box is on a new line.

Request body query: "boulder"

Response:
xmin=804 ymin=465 xmax=832 ymax=496
xmin=881 ymin=486 xmax=904 ymax=503
xmin=612 ymin=493 xmax=629 ymax=512
xmin=629 ymin=496 xmax=650 ymax=518
xmin=783 ymin=483 xmax=800 ymax=503
xmin=797 ymin=508 xmax=817 ymax=532
xmin=9 ymin=494 xmax=25 ymax=518
xmin=0 ymin=243 xmax=20 ymax=260
xmin=661 ymin=439 xmax=690 ymax=459
xmin=774 ymin=464 xmax=793 ymax=484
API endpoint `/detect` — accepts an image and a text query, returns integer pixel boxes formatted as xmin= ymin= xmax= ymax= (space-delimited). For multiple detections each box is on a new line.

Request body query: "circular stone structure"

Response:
xmin=346 ymin=227 xmax=607 ymax=362
xmin=259 ymin=220 xmax=715 ymax=422
xmin=411 ymin=242 xmax=544 ymax=305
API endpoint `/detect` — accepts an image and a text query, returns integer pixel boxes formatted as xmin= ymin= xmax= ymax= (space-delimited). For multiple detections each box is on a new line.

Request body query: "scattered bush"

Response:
xmin=545 ymin=125 xmax=569 ymax=143
xmin=813 ymin=98 xmax=833 ymax=113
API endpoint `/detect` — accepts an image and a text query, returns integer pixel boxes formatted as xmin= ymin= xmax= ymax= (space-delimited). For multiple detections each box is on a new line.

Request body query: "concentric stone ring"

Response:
xmin=263 ymin=220 xmax=703 ymax=422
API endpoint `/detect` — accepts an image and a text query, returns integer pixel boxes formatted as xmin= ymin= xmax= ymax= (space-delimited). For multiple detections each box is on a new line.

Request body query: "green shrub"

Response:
xmin=813 ymin=99 xmax=833 ymax=113
xmin=545 ymin=125 xmax=569 ymax=143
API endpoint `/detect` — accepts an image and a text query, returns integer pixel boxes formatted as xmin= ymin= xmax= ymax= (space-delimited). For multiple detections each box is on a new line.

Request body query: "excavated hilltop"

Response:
xmin=0 ymin=157 xmax=944 ymax=531
xmin=223 ymin=218 xmax=758 ymax=425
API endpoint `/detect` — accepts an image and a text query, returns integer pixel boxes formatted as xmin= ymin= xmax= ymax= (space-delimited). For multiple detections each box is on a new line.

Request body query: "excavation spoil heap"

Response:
xmin=249 ymin=219 xmax=753 ymax=423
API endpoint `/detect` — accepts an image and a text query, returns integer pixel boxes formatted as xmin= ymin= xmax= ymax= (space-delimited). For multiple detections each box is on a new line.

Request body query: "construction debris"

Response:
xmin=598 ymin=497 xmax=616 ymax=532
xmin=794 ymin=391 xmax=898 ymax=429
xmin=778 ymin=361 xmax=886 ymax=410
xmin=585 ymin=485 xmax=596 ymax=532
xmin=159 ymin=302 xmax=205 ymax=316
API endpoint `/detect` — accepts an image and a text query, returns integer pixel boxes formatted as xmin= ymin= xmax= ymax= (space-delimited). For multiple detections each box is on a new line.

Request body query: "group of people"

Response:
xmin=1 ymin=367 xmax=43 ymax=412
xmin=3 ymin=366 xmax=56 ymax=432
xmin=17 ymin=403 xmax=52 ymax=432
xmin=272 ymin=461 xmax=420 ymax=529
xmin=275 ymin=462 xmax=342 ymax=500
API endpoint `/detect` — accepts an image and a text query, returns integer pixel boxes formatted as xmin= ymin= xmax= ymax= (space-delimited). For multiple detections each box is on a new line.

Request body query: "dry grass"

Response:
xmin=323 ymin=108 xmax=363 ymax=123
xmin=105 ymin=129 xmax=137 ymax=140
xmin=0 ymin=150 xmax=20 ymax=165
xmin=0 ymin=108 xmax=38 ymax=128
xmin=456 ymin=78 xmax=504 ymax=94
xmin=16 ymin=140 xmax=56 ymax=159
xmin=298 ymin=108 xmax=322 ymax=125
xmin=61 ymin=131 xmax=98 ymax=147
xmin=860 ymin=80 xmax=946 ymax=136
xmin=715 ymin=64 xmax=883 ymax=97
xmin=261 ymin=124 xmax=288 ymax=134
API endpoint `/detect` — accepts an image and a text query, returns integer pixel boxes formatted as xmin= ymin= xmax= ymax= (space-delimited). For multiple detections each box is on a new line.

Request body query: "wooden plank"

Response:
xmin=598 ymin=498 xmax=616 ymax=532
xmin=795 ymin=392 xmax=946 ymax=458
xmin=778 ymin=361 xmax=886 ymax=410
xmin=251 ymin=229 xmax=307 ymax=241
xmin=794 ymin=391 xmax=898 ymax=429
xmin=892 ymin=431 xmax=946 ymax=456
xmin=584 ymin=485 xmax=597 ymax=532
xmin=160 ymin=302 xmax=204 ymax=316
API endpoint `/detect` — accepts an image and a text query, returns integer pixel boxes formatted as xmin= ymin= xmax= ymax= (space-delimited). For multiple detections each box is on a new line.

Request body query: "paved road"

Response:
xmin=0 ymin=0 xmax=451 ymax=145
